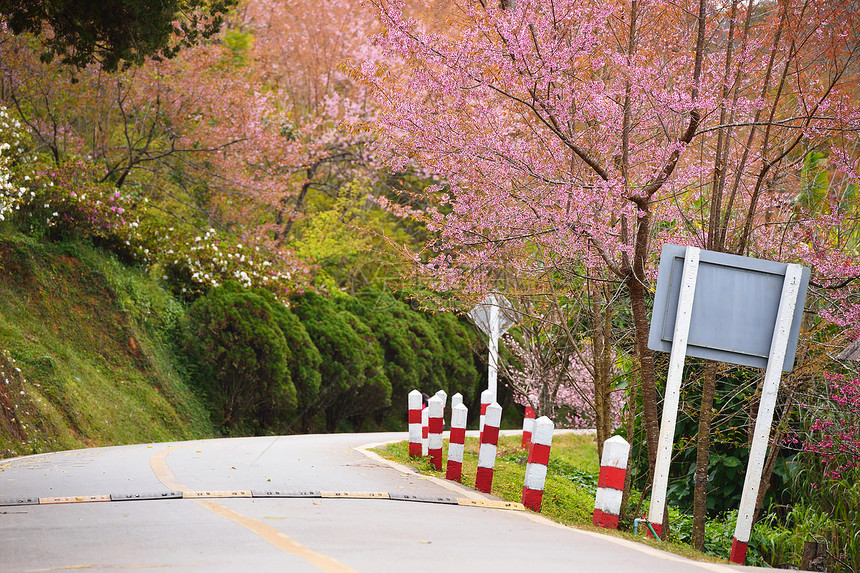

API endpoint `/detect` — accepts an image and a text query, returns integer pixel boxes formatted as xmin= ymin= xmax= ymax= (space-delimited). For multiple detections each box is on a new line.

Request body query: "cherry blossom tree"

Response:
xmin=0 ymin=0 xmax=399 ymax=295
xmin=360 ymin=0 xmax=860 ymax=540
xmin=500 ymin=308 xmax=625 ymax=437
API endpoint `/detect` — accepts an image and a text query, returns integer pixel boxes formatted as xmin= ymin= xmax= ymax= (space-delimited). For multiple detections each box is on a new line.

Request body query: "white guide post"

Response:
xmin=488 ymin=305 xmax=500 ymax=403
xmin=730 ymin=264 xmax=803 ymax=563
xmin=647 ymin=246 xmax=700 ymax=538
xmin=434 ymin=389 xmax=448 ymax=429
xmin=469 ymin=294 xmax=516 ymax=406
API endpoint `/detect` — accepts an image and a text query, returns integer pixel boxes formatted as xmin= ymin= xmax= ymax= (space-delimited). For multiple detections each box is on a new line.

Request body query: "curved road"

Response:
xmin=1 ymin=432 xmax=764 ymax=572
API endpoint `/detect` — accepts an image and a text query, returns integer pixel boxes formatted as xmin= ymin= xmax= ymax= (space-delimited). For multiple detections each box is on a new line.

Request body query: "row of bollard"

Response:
xmin=407 ymin=389 xmax=554 ymax=512
xmin=407 ymin=389 xmax=632 ymax=525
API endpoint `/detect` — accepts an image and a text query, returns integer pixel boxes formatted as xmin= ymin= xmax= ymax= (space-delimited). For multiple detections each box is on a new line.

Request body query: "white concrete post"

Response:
xmin=593 ymin=436 xmax=630 ymax=529
xmin=451 ymin=392 xmax=463 ymax=410
xmin=408 ymin=389 xmax=423 ymax=458
xmin=521 ymin=406 xmax=535 ymax=449
xmin=434 ymin=389 xmax=448 ymax=428
xmin=648 ymin=246 xmax=700 ymax=539
xmin=475 ymin=402 xmax=502 ymax=493
xmin=446 ymin=403 xmax=468 ymax=482
xmin=421 ymin=407 xmax=429 ymax=457
xmin=428 ymin=396 xmax=444 ymax=470
xmin=730 ymin=264 xmax=803 ymax=564
xmin=479 ymin=388 xmax=493 ymax=437
xmin=522 ymin=416 xmax=554 ymax=511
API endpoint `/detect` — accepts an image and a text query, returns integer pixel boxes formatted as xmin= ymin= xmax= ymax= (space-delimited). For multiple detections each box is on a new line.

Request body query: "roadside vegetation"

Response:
xmin=0 ymin=230 xmax=215 ymax=457
xmin=375 ymin=435 xmax=857 ymax=571
xmin=0 ymin=2 xmax=859 ymax=572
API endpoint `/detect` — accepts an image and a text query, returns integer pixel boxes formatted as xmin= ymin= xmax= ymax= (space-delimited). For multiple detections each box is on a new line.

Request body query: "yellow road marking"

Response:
xmin=148 ymin=445 xmax=190 ymax=492
xmin=457 ymin=498 xmax=525 ymax=511
xmin=149 ymin=445 xmax=358 ymax=573
xmin=195 ymin=499 xmax=359 ymax=573
xmin=320 ymin=491 xmax=389 ymax=499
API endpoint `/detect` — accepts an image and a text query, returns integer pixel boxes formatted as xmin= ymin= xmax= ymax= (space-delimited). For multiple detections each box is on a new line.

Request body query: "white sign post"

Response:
xmin=647 ymin=247 xmax=700 ymax=539
xmin=469 ymin=293 xmax=516 ymax=403
xmin=729 ymin=264 xmax=803 ymax=563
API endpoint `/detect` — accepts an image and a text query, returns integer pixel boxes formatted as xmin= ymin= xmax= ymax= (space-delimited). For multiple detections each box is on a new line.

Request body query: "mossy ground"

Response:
xmin=0 ymin=229 xmax=215 ymax=458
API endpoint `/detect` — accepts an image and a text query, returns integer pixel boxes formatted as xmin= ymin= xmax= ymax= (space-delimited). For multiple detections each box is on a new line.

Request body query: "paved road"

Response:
xmin=1 ymin=432 xmax=766 ymax=572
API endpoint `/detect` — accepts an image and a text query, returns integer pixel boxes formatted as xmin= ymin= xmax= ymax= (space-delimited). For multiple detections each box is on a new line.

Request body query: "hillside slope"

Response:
xmin=0 ymin=230 xmax=215 ymax=458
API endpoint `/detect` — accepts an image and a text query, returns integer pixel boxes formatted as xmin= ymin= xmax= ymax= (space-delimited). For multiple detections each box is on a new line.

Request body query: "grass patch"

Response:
xmin=373 ymin=434 xmax=728 ymax=565
xmin=0 ymin=230 xmax=215 ymax=458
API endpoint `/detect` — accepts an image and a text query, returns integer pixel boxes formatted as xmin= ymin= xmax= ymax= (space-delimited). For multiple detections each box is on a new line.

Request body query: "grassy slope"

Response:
xmin=0 ymin=229 xmax=215 ymax=458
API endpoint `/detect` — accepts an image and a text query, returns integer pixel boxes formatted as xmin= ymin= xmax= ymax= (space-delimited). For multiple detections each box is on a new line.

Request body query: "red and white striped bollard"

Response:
xmin=475 ymin=402 xmax=502 ymax=493
xmin=421 ymin=406 xmax=429 ymax=457
xmin=522 ymin=416 xmax=553 ymax=511
xmin=434 ymin=389 xmax=447 ymax=429
xmin=521 ymin=406 xmax=535 ymax=449
xmin=408 ymin=389 xmax=423 ymax=458
xmin=445 ymin=403 xmax=468 ymax=482
xmin=479 ymin=388 xmax=492 ymax=441
xmin=593 ymin=435 xmax=630 ymax=529
xmin=428 ymin=396 xmax=444 ymax=469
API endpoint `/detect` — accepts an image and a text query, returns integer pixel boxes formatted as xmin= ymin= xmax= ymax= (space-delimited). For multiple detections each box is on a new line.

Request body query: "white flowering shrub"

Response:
xmin=0 ymin=105 xmax=29 ymax=222
xmin=149 ymin=224 xmax=302 ymax=300
xmin=0 ymin=105 xmax=144 ymax=247
xmin=1 ymin=104 xmax=305 ymax=297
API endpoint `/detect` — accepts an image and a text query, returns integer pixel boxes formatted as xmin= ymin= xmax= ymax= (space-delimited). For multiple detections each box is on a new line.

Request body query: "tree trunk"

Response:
xmin=619 ymin=370 xmax=638 ymax=524
xmin=692 ymin=362 xmax=717 ymax=550
xmin=627 ymin=210 xmax=659 ymax=479
xmin=626 ymin=208 xmax=669 ymax=535
xmin=592 ymin=283 xmax=613 ymax=460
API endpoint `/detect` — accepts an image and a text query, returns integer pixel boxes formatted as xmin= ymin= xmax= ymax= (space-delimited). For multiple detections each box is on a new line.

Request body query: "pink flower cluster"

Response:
xmin=804 ymin=373 xmax=860 ymax=480
xmin=502 ymin=333 xmax=625 ymax=430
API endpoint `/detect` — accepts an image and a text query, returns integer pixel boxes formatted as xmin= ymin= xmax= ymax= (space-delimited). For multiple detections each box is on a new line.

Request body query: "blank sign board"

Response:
xmin=648 ymin=245 xmax=809 ymax=371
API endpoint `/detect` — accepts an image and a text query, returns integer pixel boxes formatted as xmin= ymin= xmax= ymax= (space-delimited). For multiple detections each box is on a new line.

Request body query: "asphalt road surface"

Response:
xmin=1 ymin=432 xmax=773 ymax=572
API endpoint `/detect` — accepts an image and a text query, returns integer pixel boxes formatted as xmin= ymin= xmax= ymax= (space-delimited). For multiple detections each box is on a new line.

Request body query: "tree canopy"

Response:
xmin=0 ymin=0 xmax=236 ymax=71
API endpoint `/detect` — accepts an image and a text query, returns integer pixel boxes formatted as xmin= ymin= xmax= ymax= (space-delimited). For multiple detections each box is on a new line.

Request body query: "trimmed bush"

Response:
xmin=290 ymin=292 xmax=391 ymax=432
xmin=186 ymin=281 xmax=306 ymax=433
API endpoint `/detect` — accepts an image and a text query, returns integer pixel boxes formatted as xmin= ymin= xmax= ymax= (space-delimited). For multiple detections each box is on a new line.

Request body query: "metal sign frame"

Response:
xmin=645 ymin=245 xmax=809 ymax=564
xmin=648 ymin=244 xmax=810 ymax=371
xmin=469 ymin=293 xmax=516 ymax=403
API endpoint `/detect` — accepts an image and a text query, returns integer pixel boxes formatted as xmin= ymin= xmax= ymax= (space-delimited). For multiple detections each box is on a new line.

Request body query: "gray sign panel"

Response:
xmin=648 ymin=245 xmax=810 ymax=371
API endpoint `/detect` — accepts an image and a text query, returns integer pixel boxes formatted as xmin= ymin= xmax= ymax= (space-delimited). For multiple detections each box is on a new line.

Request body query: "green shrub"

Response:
xmin=342 ymin=291 xmax=444 ymax=416
xmin=186 ymin=281 xmax=301 ymax=433
xmin=258 ymin=288 xmax=321 ymax=432
xmin=290 ymin=291 xmax=390 ymax=432
xmin=424 ymin=311 xmax=481 ymax=406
